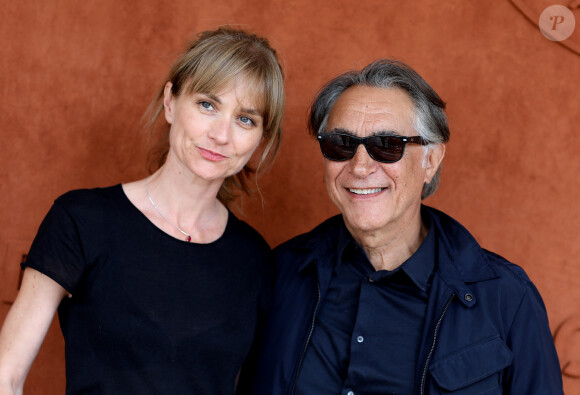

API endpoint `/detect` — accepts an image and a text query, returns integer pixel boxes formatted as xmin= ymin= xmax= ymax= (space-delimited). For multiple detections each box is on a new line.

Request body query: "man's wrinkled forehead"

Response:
xmin=327 ymin=85 xmax=416 ymax=136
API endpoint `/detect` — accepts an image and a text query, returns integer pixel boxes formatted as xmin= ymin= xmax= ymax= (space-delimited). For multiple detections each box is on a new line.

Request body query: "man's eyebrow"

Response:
xmin=371 ymin=130 xmax=398 ymax=136
xmin=329 ymin=128 xmax=355 ymax=135
xmin=328 ymin=128 xmax=399 ymax=136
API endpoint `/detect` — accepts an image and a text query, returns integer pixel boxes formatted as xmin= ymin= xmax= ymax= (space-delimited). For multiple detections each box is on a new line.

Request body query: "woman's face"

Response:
xmin=163 ymin=77 xmax=264 ymax=184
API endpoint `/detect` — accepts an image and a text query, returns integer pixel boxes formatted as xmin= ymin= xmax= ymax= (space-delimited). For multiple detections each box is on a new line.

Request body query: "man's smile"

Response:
xmin=347 ymin=187 xmax=386 ymax=195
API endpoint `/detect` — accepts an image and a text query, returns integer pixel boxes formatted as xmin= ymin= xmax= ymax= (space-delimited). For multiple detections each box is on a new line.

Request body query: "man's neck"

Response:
xmin=345 ymin=211 xmax=427 ymax=272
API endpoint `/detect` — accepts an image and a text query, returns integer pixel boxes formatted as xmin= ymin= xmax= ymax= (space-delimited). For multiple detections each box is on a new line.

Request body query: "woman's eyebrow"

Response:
xmin=202 ymin=93 xmax=222 ymax=104
xmin=200 ymin=94 xmax=262 ymax=118
xmin=241 ymin=107 xmax=262 ymax=117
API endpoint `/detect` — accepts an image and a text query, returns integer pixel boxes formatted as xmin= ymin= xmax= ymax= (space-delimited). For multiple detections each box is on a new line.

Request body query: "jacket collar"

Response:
xmin=294 ymin=215 xmax=344 ymax=273
xmin=293 ymin=206 xmax=499 ymax=288
xmin=427 ymin=205 xmax=498 ymax=283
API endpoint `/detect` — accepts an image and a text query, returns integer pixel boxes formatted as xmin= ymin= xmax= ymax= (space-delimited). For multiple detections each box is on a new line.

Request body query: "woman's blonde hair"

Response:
xmin=145 ymin=26 xmax=285 ymax=205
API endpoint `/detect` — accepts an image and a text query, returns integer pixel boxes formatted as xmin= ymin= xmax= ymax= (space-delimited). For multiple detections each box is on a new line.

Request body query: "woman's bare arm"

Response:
xmin=0 ymin=268 xmax=67 ymax=395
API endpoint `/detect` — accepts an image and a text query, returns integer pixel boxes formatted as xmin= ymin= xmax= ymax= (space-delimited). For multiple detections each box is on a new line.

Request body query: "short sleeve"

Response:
xmin=23 ymin=201 xmax=87 ymax=294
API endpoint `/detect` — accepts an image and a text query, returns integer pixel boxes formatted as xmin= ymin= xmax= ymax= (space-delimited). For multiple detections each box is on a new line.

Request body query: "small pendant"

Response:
xmin=186 ymin=235 xmax=192 ymax=242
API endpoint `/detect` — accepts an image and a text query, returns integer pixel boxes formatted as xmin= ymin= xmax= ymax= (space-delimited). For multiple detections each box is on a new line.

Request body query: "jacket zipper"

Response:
xmin=290 ymin=281 xmax=321 ymax=395
xmin=420 ymin=294 xmax=455 ymax=395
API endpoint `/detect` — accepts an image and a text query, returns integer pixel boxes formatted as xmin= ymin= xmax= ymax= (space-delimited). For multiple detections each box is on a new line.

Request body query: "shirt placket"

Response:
xmin=341 ymin=275 xmax=377 ymax=395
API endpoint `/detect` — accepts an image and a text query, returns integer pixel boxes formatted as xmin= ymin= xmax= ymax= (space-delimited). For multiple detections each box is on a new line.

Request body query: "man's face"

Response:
xmin=323 ymin=85 xmax=443 ymax=236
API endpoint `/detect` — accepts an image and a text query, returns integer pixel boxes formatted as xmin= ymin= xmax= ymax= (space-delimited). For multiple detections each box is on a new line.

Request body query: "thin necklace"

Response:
xmin=146 ymin=182 xmax=219 ymax=242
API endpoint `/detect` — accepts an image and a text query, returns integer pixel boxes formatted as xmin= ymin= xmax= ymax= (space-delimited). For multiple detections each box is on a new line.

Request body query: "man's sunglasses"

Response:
xmin=317 ymin=133 xmax=428 ymax=163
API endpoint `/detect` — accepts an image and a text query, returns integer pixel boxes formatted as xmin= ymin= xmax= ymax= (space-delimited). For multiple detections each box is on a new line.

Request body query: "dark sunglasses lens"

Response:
xmin=367 ymin=136 xmax=404 ymax=163
xmin=321 ymin=134 xmax=357 ymax=160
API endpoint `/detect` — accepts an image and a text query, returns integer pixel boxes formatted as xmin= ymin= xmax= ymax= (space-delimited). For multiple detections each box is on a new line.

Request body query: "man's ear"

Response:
xmin=163 ymin=82 xmax=175 ymax=124
xmin=423 ymin=143 xmax=446 ymax=184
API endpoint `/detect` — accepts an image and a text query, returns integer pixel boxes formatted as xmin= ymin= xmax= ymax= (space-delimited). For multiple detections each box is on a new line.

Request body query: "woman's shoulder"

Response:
xmin=224 ymin=212 xmax=271 ymax=252
xmin=54 ymin=184 xmax=126 ymax=214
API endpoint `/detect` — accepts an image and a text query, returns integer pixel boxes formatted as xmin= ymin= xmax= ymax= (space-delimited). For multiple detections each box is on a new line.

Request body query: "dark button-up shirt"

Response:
xmin=295 ymin=217 xmax=436 ymax=395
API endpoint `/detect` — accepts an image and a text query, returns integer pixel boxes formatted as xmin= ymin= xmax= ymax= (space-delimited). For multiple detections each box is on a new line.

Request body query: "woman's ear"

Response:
xmin=163 ymin=82 xmax=175 ymax=124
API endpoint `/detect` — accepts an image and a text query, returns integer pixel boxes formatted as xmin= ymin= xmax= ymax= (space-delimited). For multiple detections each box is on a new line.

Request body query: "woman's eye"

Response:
xmin=199 ymin=101 xmax=214 ymax=111
xmin=239 ymin=116 xmax=256 ymax=127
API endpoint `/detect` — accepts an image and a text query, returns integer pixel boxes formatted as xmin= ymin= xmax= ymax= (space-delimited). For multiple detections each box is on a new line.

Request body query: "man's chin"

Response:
xmin=343 ymin=214 xmax=388 ymax=235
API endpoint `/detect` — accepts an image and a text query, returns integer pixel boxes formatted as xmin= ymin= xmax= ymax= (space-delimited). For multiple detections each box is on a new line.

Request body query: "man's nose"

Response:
xmin=349 ymin=144 xmax=377 ymax=177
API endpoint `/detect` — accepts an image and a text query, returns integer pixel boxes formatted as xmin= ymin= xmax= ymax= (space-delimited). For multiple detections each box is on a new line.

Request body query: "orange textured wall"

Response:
xmin=1 ymin=0 xmax=578 ymax=393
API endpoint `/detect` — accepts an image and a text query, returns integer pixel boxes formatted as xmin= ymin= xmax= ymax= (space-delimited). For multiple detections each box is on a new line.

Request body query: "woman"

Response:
xmin=0 ymin=27 xmax=284 ymax=394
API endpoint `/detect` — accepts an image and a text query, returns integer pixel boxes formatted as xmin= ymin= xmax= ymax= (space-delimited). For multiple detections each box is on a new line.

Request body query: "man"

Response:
xmin=239 ymin=60 xmax=563 ymax=394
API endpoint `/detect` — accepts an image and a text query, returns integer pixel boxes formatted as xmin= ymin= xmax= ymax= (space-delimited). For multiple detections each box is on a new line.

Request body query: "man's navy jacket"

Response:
xmin=238 ymin=206 xmax=563 ymax=394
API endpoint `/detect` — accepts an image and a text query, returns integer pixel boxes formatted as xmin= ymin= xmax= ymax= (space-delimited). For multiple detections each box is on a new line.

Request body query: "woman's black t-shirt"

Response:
xmin=24 ymin=185 xmax=272 ymax=394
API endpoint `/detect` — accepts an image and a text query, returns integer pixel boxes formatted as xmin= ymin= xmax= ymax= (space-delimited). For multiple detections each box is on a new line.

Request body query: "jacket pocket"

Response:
xmin=429 ymin=336 xmax=513 ymax=394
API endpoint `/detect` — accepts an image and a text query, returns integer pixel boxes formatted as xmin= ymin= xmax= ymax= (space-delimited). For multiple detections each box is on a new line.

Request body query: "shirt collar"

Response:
xmin=336 ymin=219 xmax=355 ymax=263
xmin=398 ymin=212 xmax=435 ymax=292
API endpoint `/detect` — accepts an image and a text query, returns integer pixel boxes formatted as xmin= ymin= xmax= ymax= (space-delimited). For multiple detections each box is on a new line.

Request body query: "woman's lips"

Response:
xmin=198 ymin=147 xmax=227 ymax=161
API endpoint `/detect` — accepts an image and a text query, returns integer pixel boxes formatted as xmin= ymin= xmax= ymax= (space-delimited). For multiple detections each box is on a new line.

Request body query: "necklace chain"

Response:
xmin=146 ymin=183 xmax=219 ymax=242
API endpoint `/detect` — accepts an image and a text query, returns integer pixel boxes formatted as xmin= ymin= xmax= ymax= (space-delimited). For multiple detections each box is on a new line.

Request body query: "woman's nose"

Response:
xmin=207 ymin=117 xmax=230 ymax=144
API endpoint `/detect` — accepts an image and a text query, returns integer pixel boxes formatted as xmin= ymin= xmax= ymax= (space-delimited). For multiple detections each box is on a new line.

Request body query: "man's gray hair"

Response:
xmin=308 ymin=59 xmax=450 ymax=199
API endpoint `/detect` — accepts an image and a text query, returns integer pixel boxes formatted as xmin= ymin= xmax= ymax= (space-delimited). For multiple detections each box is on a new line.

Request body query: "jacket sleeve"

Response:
xmin=502 ymin=278 xmax=563 ymax=394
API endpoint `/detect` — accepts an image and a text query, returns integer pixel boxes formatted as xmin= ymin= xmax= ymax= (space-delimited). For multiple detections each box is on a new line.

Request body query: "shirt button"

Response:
xmin=464 ymin=293 xmax=473 ymax=302
xmin=368 ymin=277 xmax=375 ymax=283
xmin=357 ymin=336 xmax=364 ymax=343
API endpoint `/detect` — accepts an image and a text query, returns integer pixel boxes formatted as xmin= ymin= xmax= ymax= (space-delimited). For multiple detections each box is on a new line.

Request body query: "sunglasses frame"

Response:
xmin=317 ymin=132 xmax=428 ymax=163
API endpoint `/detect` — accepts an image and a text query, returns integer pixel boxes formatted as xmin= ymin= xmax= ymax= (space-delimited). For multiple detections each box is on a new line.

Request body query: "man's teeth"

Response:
xmin=348 ymin=188 xmax=384 ymax=195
